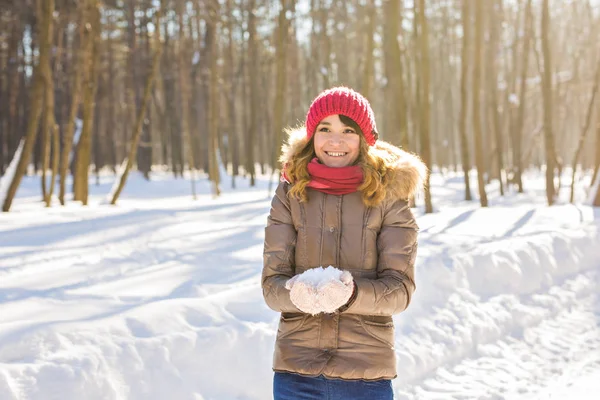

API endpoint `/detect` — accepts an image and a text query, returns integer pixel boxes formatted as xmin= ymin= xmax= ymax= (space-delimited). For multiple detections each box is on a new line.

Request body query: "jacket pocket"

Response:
xmin=360 ymin=316 xmax=395 ymax=348
xmin=278 ymin=312 xmax=308 ymax=340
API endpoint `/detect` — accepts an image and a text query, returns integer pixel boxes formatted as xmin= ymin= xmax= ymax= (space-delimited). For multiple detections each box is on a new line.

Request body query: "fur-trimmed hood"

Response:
xmin=280 ymin=127 xmax=428 ymax=201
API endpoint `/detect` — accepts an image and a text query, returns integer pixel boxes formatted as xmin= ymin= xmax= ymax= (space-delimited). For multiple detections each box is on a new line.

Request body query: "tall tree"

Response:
xmin=176 ymin=0 xmax=197 ymax=199
xmin=417 ymin=0 xmax=433 ymax=213
xmin=207 ymin=0 xmax=221 ymax=196
xmin=593 ymin=179 xmax=600 ymax=206
xmin=225 ymin=0 xmax=240 ymax=189
xmin=486 ymin=0 xmax=505 ymax=196
xmin=59 ymin=2 xmax=89 ymax=205
xmin=2 ymin=0 xmax=54 ymax=212
xmin=570 ymin=55 xmax=600 ymax=203
xmin=41 ymin=0 xmax=58 ymax=206
xmin=270 ymin=0 xmax=292 ymax=192
xmin=458 ymin=0 xmax=473 ymax=201
xmin=246 ymin=0 xmax=258 ymax=186
xmin=110 ymin=3 xmax=163 ymax=205
xmin=128 ymin=0 xmax=152 ymax=179
xmin=472 ymin=0 xmax=489 ymax=207
xmin=512 ymin=0 xmax=533 ymax=193
xmin=73 ymin=0 xmax=100 ymax=205
xmin=361 ymin=2 xmax=376 ymax=99
xmin=383 ymin=0 xmax=409 ymax=149
xmin=46 ymin=15 xmax=67 ymax=206
xmin=593 ymin=96 xmax=600 ymax=186
xmin=540 ymin=0 xmax=558 ymax=205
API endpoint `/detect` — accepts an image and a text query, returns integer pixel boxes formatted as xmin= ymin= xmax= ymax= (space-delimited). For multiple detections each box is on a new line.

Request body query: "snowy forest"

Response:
xmin=1 ymin=0 xmax=600 ymax=211
xmin=1 ymin=1 xmax=600 ymax=399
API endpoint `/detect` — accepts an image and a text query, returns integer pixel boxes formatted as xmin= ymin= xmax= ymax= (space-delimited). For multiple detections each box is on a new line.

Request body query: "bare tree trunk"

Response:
xmin=593 ymin=96 xmax=600 ymax=186
xmin=194 ymin=1 xmax=209 ymax=174
xmin=417 ymin=0 xmax=433 ymax=213
xmin=0 ymin=21 xmax=5 ymax=174
xmin=5 ymin=20 xmax=22 ymax=175
xmin=41 ymin=94 xmax=55 ymax=205
xmin=306 ymin=0 xmax=319 ymax=97
xmin=269 ymin=0 xmax=292 ymax=193
xmin=594 ymin=180 xmax=600 ymax=206
xmin=411 ymin=0 xmax=420 ymax=154
xmin=459 ymin=0 xmax=473 ymax=201
xmin=0 ymin=19 xmax=21 ymax=176
xmin=257 ymin=68 xmax=270 ymax=176
xmin=472 ymin=0 xmax=488 ymax=207
xmin=73 ymin=0 xmax=100 ymax=205
xmin=361 ymin=2 xmax=376 ymax=99
xmin=46 ymin=17 xmax=65 ymax=205
xmin=513 ymin=0 xmax=533 ymax=193
xmin=225 ymin=0 xmax=239 ymax=189
xmin=503 ymin=0 xmax=522 ymax=183
xmin=176 ymin=0 xmax=197 ymax=199
xmin=317 ymin=2 xmax=331 ymax=89
xmin=246 ymin=0 xmax=257 ymax=186
xmin=2 ymin=0 xmax=54 ymax=212
xmin=487 ymin=0 xmax=505 ymax=196
xmin=570 ymin=56 xmax=600 ymax=203
xmin=110 ymin=4 xmax=163 ymax=205
xmin=161 ymin=11 xmax=183 ymax=177
xmin=41 ymin=0 xmax=56 ymax=206
xmin=440 ymin=2 xmax=456 ymax=169
xmin=127 ymin=0 xmax=151 ymax=180
xmin=207 ymin=0 xmax=221 ymax=196
xmin=541 ymin=0 xmax=557 ymax=205
xmin=59 ymin=2 xmax=88 ymax=205
xmin=241 ymin=39 xmax=250 ymax=176
xmin=106 ymin=11 xmax=117 ymax=171
xmin=140 ymin=0 xmax=154 ymax=177
xmin=49 ymin=124 xmax=59 ymax=202
xmin=384 ymin=0 xmax=409 ymax=149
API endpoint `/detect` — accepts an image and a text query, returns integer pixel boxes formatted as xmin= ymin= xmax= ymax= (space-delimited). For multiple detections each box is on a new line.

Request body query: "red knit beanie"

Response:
xmin=305 ymin=87 xmax=378 ymax=146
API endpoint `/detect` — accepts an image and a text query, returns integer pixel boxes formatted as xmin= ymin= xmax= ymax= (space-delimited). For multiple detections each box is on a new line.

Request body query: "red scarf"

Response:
xmin=282 ymin=158 xmax=363 ymax=195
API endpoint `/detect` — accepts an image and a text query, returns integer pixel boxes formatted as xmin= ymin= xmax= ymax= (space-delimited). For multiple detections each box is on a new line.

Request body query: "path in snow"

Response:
xmin=398 ymin=270 xmax=600 ymax=400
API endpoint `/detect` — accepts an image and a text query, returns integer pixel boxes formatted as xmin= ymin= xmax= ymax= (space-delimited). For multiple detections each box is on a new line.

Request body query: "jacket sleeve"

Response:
xmin=262 ymin=182 xmax=302 ymax=313
xmin=343 ymin=200 xmax=418 ymax=316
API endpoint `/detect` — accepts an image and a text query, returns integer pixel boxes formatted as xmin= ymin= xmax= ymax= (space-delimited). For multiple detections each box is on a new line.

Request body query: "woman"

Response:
xmin=262 ymin=87 xmax=426 ymax=399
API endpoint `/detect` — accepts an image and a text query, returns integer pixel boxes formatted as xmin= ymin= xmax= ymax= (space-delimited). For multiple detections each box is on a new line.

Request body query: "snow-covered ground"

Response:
xmin=0 ymin=168 xmax=599 ymax=400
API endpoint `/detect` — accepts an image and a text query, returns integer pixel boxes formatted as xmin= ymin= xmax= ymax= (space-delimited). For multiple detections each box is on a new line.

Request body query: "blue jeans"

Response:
xmin=273 ymin=372 xmax=394 ymax=400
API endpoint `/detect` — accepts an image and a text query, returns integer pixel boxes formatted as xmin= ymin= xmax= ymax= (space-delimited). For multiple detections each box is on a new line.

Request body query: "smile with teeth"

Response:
xmin=325 ymin=151 xmax=348 ymax=157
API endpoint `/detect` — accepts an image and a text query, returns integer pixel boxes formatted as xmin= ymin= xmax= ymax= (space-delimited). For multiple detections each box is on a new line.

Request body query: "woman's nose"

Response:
xmin=327 ymin=133 xmax=343 ymax=145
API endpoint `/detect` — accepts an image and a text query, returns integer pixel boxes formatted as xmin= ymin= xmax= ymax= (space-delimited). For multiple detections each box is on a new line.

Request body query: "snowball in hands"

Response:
xmin=285 ymin=266 xmax=354 ymax=314
xmin=317 ymin=271 xmax=354 ymax=313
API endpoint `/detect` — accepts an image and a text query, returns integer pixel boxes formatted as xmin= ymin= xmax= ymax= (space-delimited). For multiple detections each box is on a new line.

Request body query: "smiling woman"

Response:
xmin=262 ymin=86 xmax=428 ymax=400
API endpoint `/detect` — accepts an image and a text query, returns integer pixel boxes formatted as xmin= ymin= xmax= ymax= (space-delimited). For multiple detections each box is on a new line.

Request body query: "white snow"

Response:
xmin=0 ymin=168 xmax=599 ymax=400
xmin=0 ymin=138 xmax=24 ymax=206
xmin=290 ymin=266 xmax=347 ymax=286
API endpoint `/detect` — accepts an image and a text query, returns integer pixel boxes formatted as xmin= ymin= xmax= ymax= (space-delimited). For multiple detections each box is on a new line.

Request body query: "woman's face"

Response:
xmin=313 ymin=114 xmax=361 ymax=168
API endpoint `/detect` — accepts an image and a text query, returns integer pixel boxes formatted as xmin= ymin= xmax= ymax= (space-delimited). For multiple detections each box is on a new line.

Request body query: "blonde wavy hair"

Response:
xmin=283 ymin=115 xmax=392 ymax=207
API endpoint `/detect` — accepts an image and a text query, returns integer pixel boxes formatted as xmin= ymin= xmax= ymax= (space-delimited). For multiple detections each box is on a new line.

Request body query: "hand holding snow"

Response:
xmin=285 ymin=266 xmax=354 ymax=314
xmin=286 ymin=278 xmax=321 ymax=314
xmin=317 ymin=270 xmax=354 ymax=313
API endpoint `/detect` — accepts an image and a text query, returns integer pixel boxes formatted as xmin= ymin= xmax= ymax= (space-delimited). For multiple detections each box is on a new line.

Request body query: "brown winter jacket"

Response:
xmin=262 ymin=129 xmax=426 ymax=381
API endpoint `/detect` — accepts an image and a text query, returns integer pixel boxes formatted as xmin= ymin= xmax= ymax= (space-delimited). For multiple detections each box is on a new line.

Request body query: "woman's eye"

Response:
xmin=344 ymin=129 xmax=356 ymax=134
xmin=319 ymin=127 xmax=330 ymax=132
